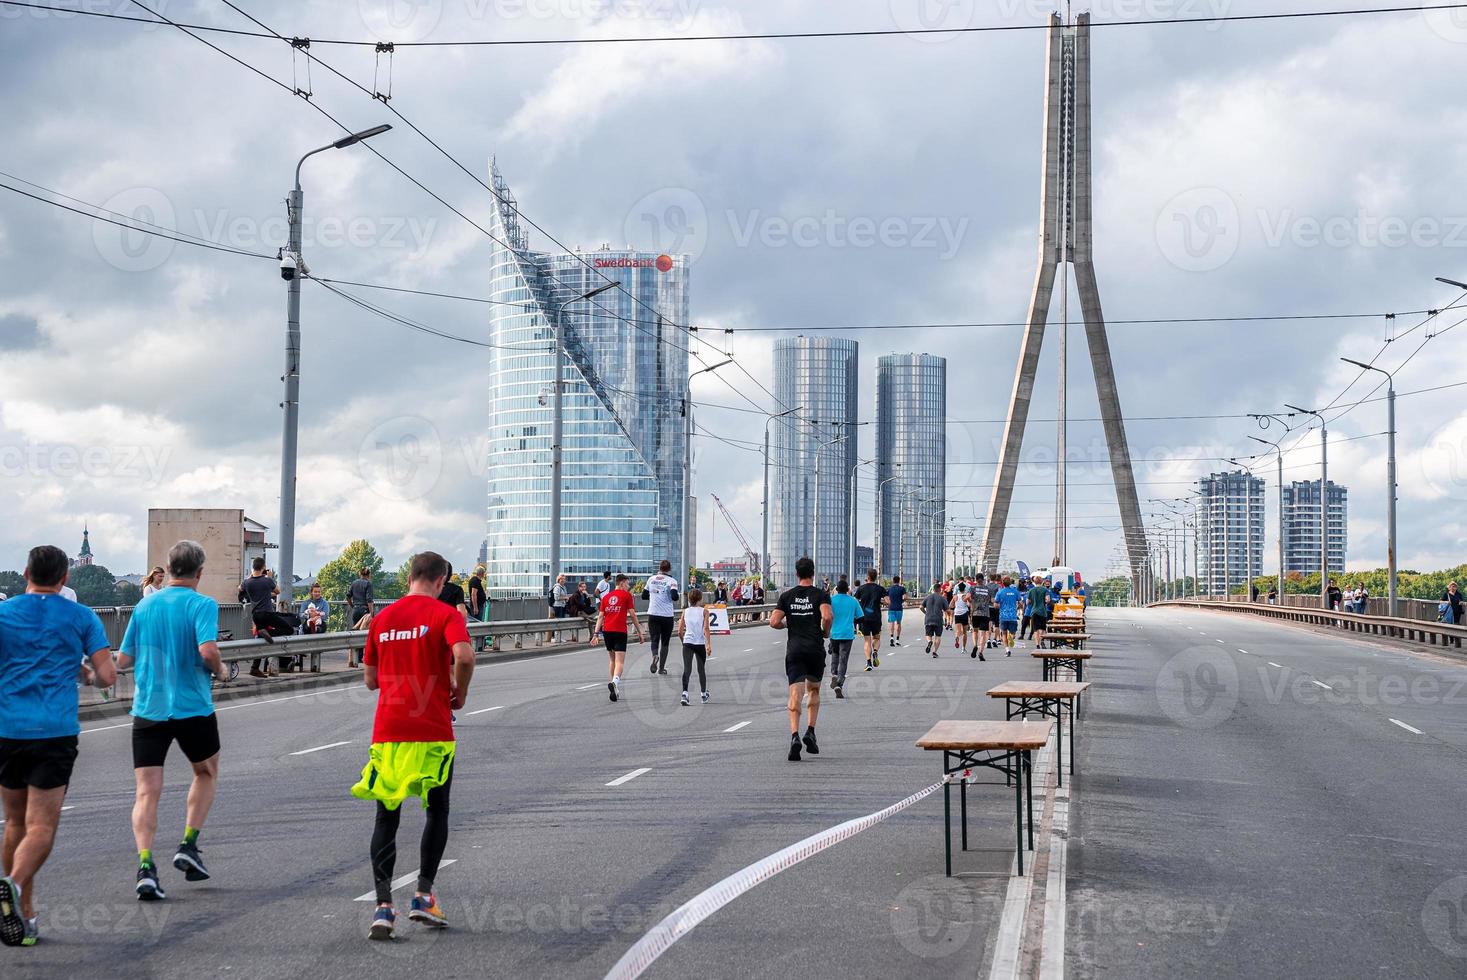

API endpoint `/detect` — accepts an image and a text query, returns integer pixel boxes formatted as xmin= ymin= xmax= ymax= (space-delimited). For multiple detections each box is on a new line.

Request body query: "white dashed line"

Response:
xmin=79 ymin=722 xmax=131 ymax=734
xmin=466 ymin=705 xmax=504 ymax=716
xmin=723 ymin=721 xmax=752 ymax=733
xmin=743 ymin=648 xmax=754 ymax=653
xmin=1389 ymin=718 xmax=1424 ymax=735
xmin=1238 ymin=649 xmax=1249 ymax=655
xmin=1215 ymin=639 xmax=1224 ymax=644
xmin=576 ymin=683 xmax=603 ymax=690
xmin=606 ymin=768 xmax=652 ymax=787
xmin=1311 ymin=680 xmax=1332 ymax=690
xmin=290 ymin=740 xmax=352 ymax=756
xmin=1268 ymin=662 xmax=1284 ymax=669
xmin=354 ymin=860 xmax=457 ymax=901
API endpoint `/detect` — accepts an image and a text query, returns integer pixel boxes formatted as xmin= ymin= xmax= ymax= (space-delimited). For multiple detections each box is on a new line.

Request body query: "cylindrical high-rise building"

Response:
xmin=483 ymin=162 xmax=689 ymax=593
xmin=771 ymin=336 xmax=858 ymax=588
xmin=876 ymin=354 xmax=946 ymax=588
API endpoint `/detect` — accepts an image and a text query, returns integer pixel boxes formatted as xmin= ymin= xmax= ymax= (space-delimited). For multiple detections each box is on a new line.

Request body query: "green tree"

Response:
xmin=115 ymin=581 xmax=143 ymax=606
xmin=315 ymin=541 xmax=404 ymax=628
xmin=0 ymin=570 xmax=24 ymax=597
xmin=68 ymin=564 xmax=119 ymax=607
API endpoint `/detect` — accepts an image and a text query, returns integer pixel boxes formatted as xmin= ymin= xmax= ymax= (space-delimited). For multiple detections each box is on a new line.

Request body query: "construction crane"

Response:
xmin=709 ymin=493 xmax=758 ymax=577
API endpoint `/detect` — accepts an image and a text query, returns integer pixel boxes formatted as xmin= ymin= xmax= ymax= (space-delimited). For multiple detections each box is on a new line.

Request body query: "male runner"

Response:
xmin=597 ymin=574 xmax=644 ymax=702
xmin=1017 ymin=577 xmax=1034 ymax=640
xmin=1026 ymin=576 xmax=1054 ymax=649
xmin=642 ymin=559 xmax=680 ymax=676
xmin=770 ymin=557 xmax=831 ymax=761
xmin=951 ymin=582 xmax=970 ymax=652
xmin=994 ymin=576 xmax=1023 ymax=656
xmin=969 ymin=573 xmax=992 ymax=660
xmin=120 ymin=540 xmax=229 ymax=901
xmin=827 ymin=579 xmax=861 ymax=698
xmin=886 ymin=575 xmax=907 ymax=648
xmin=921 ymin=583 xmax=948 ymax=658
xmin=0 ymin=546 xmax=116 ymax=947
xmin=853 ymin=568 xmax=886 ymax=673
xmin=353 ymin=551 xmax=473 ymax=939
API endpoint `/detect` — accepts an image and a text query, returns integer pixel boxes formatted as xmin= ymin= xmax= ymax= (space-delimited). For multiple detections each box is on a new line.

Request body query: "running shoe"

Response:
xmin=835 ymin=686 xmax=845 ymax=700
xmin=873 ymin=655 xmax=880 ymax=668
xmin=608 ymin=681 xmax=618 ymax=702
xmin=680 ymin=691 xmax=690 ymax=706
xmin=369 ymin=905 xmax=397 ymax=941
xmin=0 ymin=876 xmax=24 ymax=947
xmin=864 ymin=661 xmax=873 ymax=672
xmin=136 ymin=864 xmax=166 ymax=902
xmin=970 ymin=648 xmax=977 ymax=659
xmin=650 ymin=660 xmax=657 ymax=674
xmin=802 ymin=729 xmax=820 ymax=755
xmin=20 ymin=917 xmax=37 ymax=947
xmin=408 ymin=893 xmax=448 ymax=928
xmin=932 ymin=650 xmax=939 ymax=659
xmin=659 ymin=668 xmax=669 ymax=675
xmin=788 ymin=734 xmax=802 ymax=761
xmin=701 ymin=691 xmax=710 ymax=704
xmin=173 ymin=841 xmax=210 ymax=881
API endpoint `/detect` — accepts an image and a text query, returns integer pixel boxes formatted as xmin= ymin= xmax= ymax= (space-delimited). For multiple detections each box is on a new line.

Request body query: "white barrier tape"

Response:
xmin=603 ymin=779 xmax=947 ymax=980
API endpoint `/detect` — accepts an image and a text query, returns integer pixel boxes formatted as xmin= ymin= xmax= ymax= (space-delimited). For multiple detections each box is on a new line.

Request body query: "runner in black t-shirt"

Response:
xmin=771 ymin=557 xmax=832 ymax=762
xmin=853 ymin=568 xmax=887 ymax=673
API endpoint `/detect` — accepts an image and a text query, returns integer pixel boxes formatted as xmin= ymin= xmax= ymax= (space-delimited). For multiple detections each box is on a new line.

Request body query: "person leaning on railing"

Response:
xmin=1444 ymin=582 xmax=1464 ymax=625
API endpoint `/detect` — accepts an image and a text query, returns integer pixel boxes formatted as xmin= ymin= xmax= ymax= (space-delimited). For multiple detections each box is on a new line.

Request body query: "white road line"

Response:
xmin=290 ymin=740 xmax=352 ymax=756
xmin=723 ymin=721 xmax=752 ymax=733
xmin=79 ymin=721 xmax=131 ymax=734
xmin=216 ymin=691 xmax=326 ymax=712
xmin=466 ymin=705 xmax=504 ymax=716
xmin=1215 ymin=639 xmax=1224 ymax=644
xmin=1390 ymin=718 xmax=1424 ymax=735
xmin=3 ymin=806 xmax=72 ymax=826
xmin=576 ymin=683 xmax=603 ymax=690
xmin=353 ymin=860 xmax=457 ymax=902
xmin=1311 ymin=680 xmax=1332 ymax=690
xmin=1268 ymin=662 xmax=1285 ymax=669
xmin=743 ymin=648 xmax=753 ymax=652
xmin=606 ymin=767 xmax=652 ymax=787
xmin=1238 ymin=649 xmax=1249 ymax=655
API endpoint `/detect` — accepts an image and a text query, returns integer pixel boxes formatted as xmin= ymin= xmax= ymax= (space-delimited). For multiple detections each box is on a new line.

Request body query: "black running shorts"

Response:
xmin=972 ymin=615 xmax=991 ymax=630
xmin=0 ymin=736 xmax=79 ymax=790
xmin=858 ymin=615 xmax=881 ymax=637
xmin=603 ymin=631 xmax=628 ymax=653
xmin=784 ymin=647 xmax=826 ymax=685
xmin=925 ymin=623 xmax=943 ymax=637
xmin=954 ymin=612 xmax=970 ymax=626
xmin=132 ymin=714 xmax=221 ymax=769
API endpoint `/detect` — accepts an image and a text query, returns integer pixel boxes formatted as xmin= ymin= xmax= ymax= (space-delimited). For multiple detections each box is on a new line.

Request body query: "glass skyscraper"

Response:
xmin=484 ymin=162 xmax=689 ymax=593
xmin=1197 ymin=470 xmax=1266 ymax=595
xmin=1282 ymin=480 xmax=1348 ymax=577
xmin=771 ymin=336 xmax=858 ymax=587
xmin=875 ymin=354 xmax=947 ymax=586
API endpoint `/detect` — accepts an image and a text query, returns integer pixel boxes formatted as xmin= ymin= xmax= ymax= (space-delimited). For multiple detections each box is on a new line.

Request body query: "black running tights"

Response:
xmin=648 ymin=615 xmax=675 ymax=670
xmin=370 ymin=771 xmax=453 ymax=904
xmin=681 ymin=643 xmax=707 ymax=693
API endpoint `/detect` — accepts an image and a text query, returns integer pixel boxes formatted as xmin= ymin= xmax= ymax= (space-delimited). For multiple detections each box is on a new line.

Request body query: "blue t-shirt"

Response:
xmin=0 ymin=593 xmax=109 ymax=739
xmin=830 ymin=593 xmax=862 ymax=641
xmin=887 ymin=584 xmax=907 ymax=607
xmin=995 ymin=586 xmax=1022 ymax=623
xmin=121 ymin=587 xmax=219 ymax=721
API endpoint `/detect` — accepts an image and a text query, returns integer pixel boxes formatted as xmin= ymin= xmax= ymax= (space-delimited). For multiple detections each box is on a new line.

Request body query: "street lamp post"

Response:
xmin=1341 ymin=358 xmax=1398 ymax=616
xmin=1249 ymin=433 xmax=1288 ymax=606
xmin=762 ymin=407 xmax=803 ymax=588
xmin=877 ymin=469 xmax=901 ymax=575
xmin=1227 ymin=460 xmax=1259 ymax=601
xmin=682 ymin=358 xmax=733 ymax=588
xmin=849 ymin=458 xmax=875 ymax=582
xmin=1286 ymin=404 xmax=1330 ymax=607
xmin=812 ymin=434 xmax=844 ymax=579
xmin=278 ymin=123 xmax=392 ymax=605
xmin=549 ymin=280 xmax=620 ymax=589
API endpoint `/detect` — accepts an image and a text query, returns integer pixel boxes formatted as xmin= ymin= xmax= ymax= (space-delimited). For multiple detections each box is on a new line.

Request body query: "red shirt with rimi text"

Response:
xmin=599 ymin=588 xmax=634 ymax=633
xmin=363 ymin=594 xmax=470 ymax=743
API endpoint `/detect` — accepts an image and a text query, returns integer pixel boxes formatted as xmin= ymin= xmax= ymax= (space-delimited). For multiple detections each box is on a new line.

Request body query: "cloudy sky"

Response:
xmin=2 ymin=0 xmax=1466 ymax=582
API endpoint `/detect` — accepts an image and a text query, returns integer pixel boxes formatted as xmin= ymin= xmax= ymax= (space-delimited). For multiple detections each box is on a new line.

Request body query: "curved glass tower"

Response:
xmin=876 ymin=354 xmax=946 ymax=587
xmin=484 ymin=162 xmax=688 ymax=593
xmin=771 ymin=336 xmax=858 ymax=587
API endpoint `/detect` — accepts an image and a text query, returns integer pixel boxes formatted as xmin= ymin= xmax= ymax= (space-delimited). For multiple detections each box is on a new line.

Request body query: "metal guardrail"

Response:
xmin=85 ymin=604 xmax=779 ymax=708
xmin=1153 ymin=598 xmax=1467 ymax=650
xmin=1190 ymin=592 xmax=1445 ymax=623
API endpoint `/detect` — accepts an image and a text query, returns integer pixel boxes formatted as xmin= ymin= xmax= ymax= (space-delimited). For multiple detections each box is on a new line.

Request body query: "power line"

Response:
xmin=7 ymin=1 xmax=1464 ymax=46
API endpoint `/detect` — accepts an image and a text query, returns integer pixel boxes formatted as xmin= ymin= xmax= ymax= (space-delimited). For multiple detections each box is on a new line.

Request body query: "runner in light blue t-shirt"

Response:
xmin=827 ymin=581 xmax=862 ymax=696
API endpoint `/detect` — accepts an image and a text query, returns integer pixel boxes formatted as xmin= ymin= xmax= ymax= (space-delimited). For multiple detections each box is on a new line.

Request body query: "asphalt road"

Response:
xmin=1069 ymin=606 xmax=1467 ymax=978
xmin=9 ymin=611 xmax=1038 ymax=980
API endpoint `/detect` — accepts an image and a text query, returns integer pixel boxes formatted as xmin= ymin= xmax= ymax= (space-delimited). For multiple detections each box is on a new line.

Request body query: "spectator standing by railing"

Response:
xmin=240 ymin=558 xmax=295 ymax=676
xmin=1444 ymin=582 xmax=1463 ymax=625
xmin=466 ymin=566 xmax=488 ymax=651
xmin=299 ymin=584 xmax=329 ymax=636
xmin=347 ymin=568 xmax=374 ymax=631
xmin=1326 ymin=580 xmax=1343 ymax=611
xmin=142 ymin=567 xmax=165 ymax=598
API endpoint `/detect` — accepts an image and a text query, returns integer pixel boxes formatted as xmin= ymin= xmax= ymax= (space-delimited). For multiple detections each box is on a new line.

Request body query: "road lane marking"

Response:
xmin=1238 ymin=649 xmax=1249 ymax=655
xmin=606 ymin=768 xmax=652 ymax=787
xmin=1268 ymin=662 xmax=1284 ymax=669
xmin=290 ymin=740 xmax=352 ymax=756
xmin=3 ymin=806 xmax=72 ymax=826
xmin=353 ymin=860 xmax=457 ymax=902
xmin=1216 ymin=639 xmax=1224 ymax=643
xmin=1390 ymin=718 xmax=1424 ymax=735
xmin=466 ymin=705 xmax=504 ymax=715
xmin=576 ymin=683 xmax=603 ymax=690
xmin=80 ymin=722 xmax=131 ymax=734
xmin=1311 ymin=680 xmax=1332 ymax=690
xmin=723 ymin=721 xmax=752 ymax=733
xmin=743 ymin=648 xmax=753 ymax=652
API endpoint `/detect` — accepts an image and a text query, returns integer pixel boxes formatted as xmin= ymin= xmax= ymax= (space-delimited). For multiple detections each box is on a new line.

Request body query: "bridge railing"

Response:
xmin=1153 ymin=597 xmax=1466 ymax=650
xmin=1183 ymin=592 xmax=1443 ymax=623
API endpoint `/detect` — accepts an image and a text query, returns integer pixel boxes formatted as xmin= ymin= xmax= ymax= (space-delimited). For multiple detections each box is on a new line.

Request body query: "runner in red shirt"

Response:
xmin=350 ymin=551 xmax=474 ymax=941
xmin=596 ymin=573 xmax=644 ymax=702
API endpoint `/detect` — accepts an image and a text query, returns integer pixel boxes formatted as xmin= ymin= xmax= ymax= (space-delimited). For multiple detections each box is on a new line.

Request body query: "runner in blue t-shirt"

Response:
xmin=0 ymin=545 xmax=116 ymax=947
xmin=886 ymin=576 xmax=908 ymax=648
xmin=119 ymin=540 xmax=229 ymax=902
xmin=828 ymin=580 xmax=862 ymax=697
xmin=993 ymin=576 xmax=1023 ymax=656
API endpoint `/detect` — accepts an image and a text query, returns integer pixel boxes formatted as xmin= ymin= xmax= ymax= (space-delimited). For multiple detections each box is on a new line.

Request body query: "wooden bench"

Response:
xmin=1032 ymin=649 xmax=1092 ymax=683
xmin=987 ymin=681 xmax=1089 ymax=787
xmin=1044 ymin=631 xmax=1091 ymax=650
xmin=915 ymin=720 xmax=1052 ymax=876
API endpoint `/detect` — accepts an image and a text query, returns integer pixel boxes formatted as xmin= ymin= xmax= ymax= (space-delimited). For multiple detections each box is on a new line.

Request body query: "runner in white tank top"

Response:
xmin=678 ymin=589 xmax=712 ymax=705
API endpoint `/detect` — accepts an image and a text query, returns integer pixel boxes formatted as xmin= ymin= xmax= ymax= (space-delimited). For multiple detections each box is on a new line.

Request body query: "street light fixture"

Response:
xmin=682 ymin=358 xmax=734 ymax=586
xmin=1436 ymin=277 xmax=1467 ymax=290
xmin=548 ymin=280 xmax=620 ymax=587
xmin=1284 ymin=403 xmax=1331 ymax=607
xmin=849 ymin=457 xmax=876 ymax=582
xmin=762 ymin=406 xmax=803 ymax=588
xmin=1226 ymin=459 xmax=1260 ymax=601
xmin=277 ymin=123 xmax=392 ymax=605
xmin=1341 ymin=357 xmax=1398 ymax=616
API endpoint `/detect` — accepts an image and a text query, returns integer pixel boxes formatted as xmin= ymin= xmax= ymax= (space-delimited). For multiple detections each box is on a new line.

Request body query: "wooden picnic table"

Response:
xmin=987 ymin=681 xmax=1090 ymax=787
xmin=1047 ymin=617 xmax=1087 ymax=632
xmin=915 ymin=720 xmax=1052 ymax=877
xmin=1032 ymin=648 xmax=1092 ymax=683
xmin=1045 ymin=631 xmax=1092 ymax=650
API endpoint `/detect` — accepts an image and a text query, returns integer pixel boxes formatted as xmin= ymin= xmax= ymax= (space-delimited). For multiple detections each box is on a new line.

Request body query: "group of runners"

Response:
xmin=912 ymin=573 xmax=1072 ymax=659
